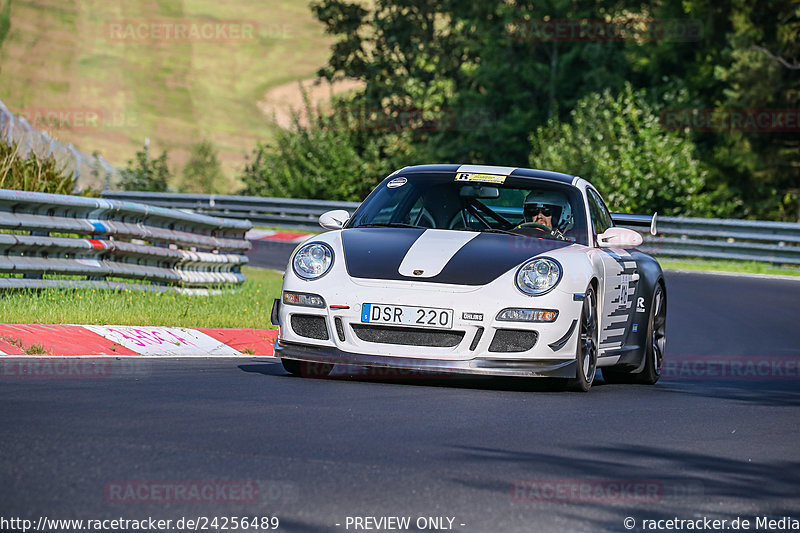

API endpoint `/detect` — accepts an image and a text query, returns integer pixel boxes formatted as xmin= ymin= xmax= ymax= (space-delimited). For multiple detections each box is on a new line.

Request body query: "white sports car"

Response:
xmin=271 ymin=164 xmax=666 ymax=391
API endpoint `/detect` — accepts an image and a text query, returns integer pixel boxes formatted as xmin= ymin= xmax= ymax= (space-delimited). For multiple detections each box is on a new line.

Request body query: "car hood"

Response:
xmin=341 ymin=227 xmax=575 ymax=285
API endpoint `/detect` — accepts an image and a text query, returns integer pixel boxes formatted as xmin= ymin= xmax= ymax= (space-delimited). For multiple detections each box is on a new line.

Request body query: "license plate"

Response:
xmin=361 ymin=303 xmax=453 ymax=329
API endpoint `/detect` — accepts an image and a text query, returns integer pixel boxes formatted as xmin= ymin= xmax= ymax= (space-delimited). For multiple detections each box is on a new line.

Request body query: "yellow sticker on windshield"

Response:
xmin=455 ymin=172 xmax=507 ymax=184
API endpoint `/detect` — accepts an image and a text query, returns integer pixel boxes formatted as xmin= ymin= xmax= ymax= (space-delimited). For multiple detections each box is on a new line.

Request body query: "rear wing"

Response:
xmin=610 ymin=212 xmax=658 ymax=236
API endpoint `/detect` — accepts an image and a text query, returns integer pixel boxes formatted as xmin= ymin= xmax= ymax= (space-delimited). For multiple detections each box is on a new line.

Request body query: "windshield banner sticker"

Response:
xmin=455 ymin=172 xmax=507 ymax=184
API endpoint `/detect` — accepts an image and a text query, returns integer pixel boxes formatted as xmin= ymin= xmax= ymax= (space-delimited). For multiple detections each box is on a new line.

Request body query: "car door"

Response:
xmin=586 ymin=188 xmax=638 ymax=358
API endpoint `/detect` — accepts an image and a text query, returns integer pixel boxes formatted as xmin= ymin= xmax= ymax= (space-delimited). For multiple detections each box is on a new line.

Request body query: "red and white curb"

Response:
xmin=246 ymin=229 xmax=313 ymax=244
xmin=0 ymin=324 xmax=278 ymax=357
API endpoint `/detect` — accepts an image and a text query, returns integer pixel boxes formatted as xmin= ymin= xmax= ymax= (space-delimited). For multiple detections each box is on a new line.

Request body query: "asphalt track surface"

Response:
xmin=2 ymin=267 xmax=800 ymax=532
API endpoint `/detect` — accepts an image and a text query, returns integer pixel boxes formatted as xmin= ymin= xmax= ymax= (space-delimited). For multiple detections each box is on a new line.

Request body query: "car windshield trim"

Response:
xmin=347 ymin=172 xmax=589 ymax=245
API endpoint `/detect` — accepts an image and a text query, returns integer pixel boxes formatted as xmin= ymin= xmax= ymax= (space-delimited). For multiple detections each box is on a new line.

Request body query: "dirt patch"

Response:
xmin=257 ymin=78 xmax=365 ymax=129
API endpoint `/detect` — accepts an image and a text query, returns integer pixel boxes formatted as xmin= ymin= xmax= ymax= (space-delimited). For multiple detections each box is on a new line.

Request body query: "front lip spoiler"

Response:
xmin=275 ymin=340 xmax=577 ymax=378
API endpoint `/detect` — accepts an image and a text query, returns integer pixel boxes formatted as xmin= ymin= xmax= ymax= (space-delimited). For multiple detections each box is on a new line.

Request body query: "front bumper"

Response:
xmin=275 ymin=284 xmax=582 ymax=363
xmin=276 ymin=339 xmax=578 ymax=378
xmin=277 ymin=248 xmax=586 ymax=375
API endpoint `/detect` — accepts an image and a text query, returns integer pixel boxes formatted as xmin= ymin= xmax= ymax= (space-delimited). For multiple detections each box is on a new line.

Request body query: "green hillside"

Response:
xmin=0 ymin=0 xmax=333 ymax=190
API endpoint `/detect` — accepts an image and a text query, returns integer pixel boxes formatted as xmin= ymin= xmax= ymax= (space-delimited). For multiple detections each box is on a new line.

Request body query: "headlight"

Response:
xmin=292 ymin=242 xmax=334 ymax=280
xmin=515 ymin=257 xmax=562 ymax=296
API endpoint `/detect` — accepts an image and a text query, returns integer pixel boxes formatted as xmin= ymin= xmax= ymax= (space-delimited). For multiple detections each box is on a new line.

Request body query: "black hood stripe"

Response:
xmin=342 ymin=228 xmax=425 ymax=280
xmin=342 ymin=228 xmax=572 ymax=285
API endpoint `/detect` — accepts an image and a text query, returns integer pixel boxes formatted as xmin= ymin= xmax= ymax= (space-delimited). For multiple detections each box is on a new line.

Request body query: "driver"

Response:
xmin=519 ymin=191 xmax=564 ymax=231
xmin=525 ymin=203 xmax=556 ymax=229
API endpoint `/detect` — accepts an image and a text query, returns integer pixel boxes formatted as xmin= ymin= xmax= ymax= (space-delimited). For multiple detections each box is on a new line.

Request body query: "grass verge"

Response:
xmin=659 ymin=258 xmax=800 ymax=277
xmin=5 ymin=258 xmax=794 ymax=331
xmin=0 ymin=266 xmax=283 ymax=328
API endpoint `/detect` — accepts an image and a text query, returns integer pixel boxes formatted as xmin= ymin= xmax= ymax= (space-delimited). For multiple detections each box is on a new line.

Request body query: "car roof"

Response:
xmin=396 ymin=164 xmax=577 ymax=185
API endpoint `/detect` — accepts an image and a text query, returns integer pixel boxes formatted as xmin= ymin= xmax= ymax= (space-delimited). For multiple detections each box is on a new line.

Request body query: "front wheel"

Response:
xmin=567 ymin=285 xmax=598 ymax=392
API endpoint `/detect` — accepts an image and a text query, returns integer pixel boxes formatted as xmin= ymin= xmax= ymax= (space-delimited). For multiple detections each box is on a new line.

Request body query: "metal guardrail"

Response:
xmin=0 ymin=189 xmax=252 ymax=293
xmin=635 ymin=217 xmax=800 ymax=266
xmin=101 ymin=191 xmax=800 ymax=266
xmin=101 ymin=191 xmax=359 ymax=230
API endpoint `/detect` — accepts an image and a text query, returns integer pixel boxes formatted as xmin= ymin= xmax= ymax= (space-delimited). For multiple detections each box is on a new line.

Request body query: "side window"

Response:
xmin=586 ymin=188 xmax=613 ymax=237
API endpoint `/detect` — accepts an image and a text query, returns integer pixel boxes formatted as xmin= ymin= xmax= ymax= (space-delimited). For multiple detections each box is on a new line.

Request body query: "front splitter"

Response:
xmin=276 ymin=340 xmax=577 ymax=379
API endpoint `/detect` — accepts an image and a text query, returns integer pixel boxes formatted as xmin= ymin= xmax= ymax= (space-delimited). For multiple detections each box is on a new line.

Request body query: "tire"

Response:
xmin=603 ymin=283 xmax=666 ymax=385
xmin=281 ymin=358 xmax=334 ymax=378
xmin=634 ymin=283 xmax=666 ymax=384
xmin=567 ymin=285 xmax=598 ymax=392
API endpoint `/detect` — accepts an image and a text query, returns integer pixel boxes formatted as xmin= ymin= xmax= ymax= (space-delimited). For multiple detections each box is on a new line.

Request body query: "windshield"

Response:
xmin=348 ymin=172 xmax=589 ymax=245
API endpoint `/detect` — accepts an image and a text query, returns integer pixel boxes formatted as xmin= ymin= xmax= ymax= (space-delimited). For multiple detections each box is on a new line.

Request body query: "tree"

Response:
xmin=311 ymin=0 xmax=635 ymax=165
xmin=529 ymin=85 xmax=714 ymax=216
xmin=240 ymin=98 xmax=416 ymax=201
xmin=179 ymin=140 xmax=226 ymax=194
xmin=709 ymin=0 xmax=800 ymax=221
xmin=625 ymin=0 xmax=800 ymax=220
xmin=118 ymin=140 xmax=171 ymax=192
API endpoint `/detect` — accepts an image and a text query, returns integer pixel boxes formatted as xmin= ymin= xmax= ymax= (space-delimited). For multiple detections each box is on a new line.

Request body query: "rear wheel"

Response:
xmin=603 ymin=283 xmax=666 ymax=385
xmin=567 ymin=285 xmax=598 ymax=392
xmin=635 ymin=283 xmax=666 ymax=384
xmin=281 ymin=359 xmax=333 ymax=378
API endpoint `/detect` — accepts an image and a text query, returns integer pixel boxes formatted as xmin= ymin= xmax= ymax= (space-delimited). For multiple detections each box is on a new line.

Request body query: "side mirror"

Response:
xmin=597 ymin=227 xmax=643 ymax=248
xmin=319 ymin=209 xmax=350 ymax=230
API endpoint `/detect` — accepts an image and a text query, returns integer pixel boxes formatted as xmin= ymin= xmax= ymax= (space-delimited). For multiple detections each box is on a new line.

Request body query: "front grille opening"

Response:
xmin=334 ymin=317 xmax=346 ymax=342
xmin=351 ymin=324 xmax=464 ymax=348
xmin=290 ymin=314 xmax=329 ymax=340
xmin=488 ymin=329 xmax=538 ymax=353
xmin=469 ymin=327 xmax=484 ymax=351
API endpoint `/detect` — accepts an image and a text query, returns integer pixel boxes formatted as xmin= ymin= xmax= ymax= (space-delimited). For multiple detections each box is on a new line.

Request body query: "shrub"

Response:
xmin=179 ymin=139 xmax=228 ymax=194
xmin=240 ymin=97 xmax=416 ymax=201
xmin=0 ymin=137 xmax=77 ymax=194
xmin=529 ymin=85 xmax=716 ymax=217
xmin=119 ymin=141 xmax=171 ymax=192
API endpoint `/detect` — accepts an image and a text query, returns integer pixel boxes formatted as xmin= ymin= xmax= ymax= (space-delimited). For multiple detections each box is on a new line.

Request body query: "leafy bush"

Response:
xmin=529 ymin=85 xmax=716 ymax=217
xmin=240 ymin=97 xmax=416 ymax=201
xmin=179 ymin=139 xmax=227 ymax=194
xmin=119 ymin=141 xmax=171 ymax=192
xmin=0 ymin=137 xmax=77 ymax=194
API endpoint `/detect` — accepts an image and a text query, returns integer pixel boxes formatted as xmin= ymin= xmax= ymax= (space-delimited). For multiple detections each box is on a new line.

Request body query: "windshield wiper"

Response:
xmin=481 ymin=227 xmax=569 ymax=241
xmin=356 ymin=223 xmax=426 ymax=229
xmin=478 ymin=228 xmax=519 ymax=235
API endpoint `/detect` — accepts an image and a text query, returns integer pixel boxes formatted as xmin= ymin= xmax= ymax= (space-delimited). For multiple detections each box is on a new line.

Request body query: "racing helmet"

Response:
xmin=523 ymin=190 xmax=573 ymax=231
